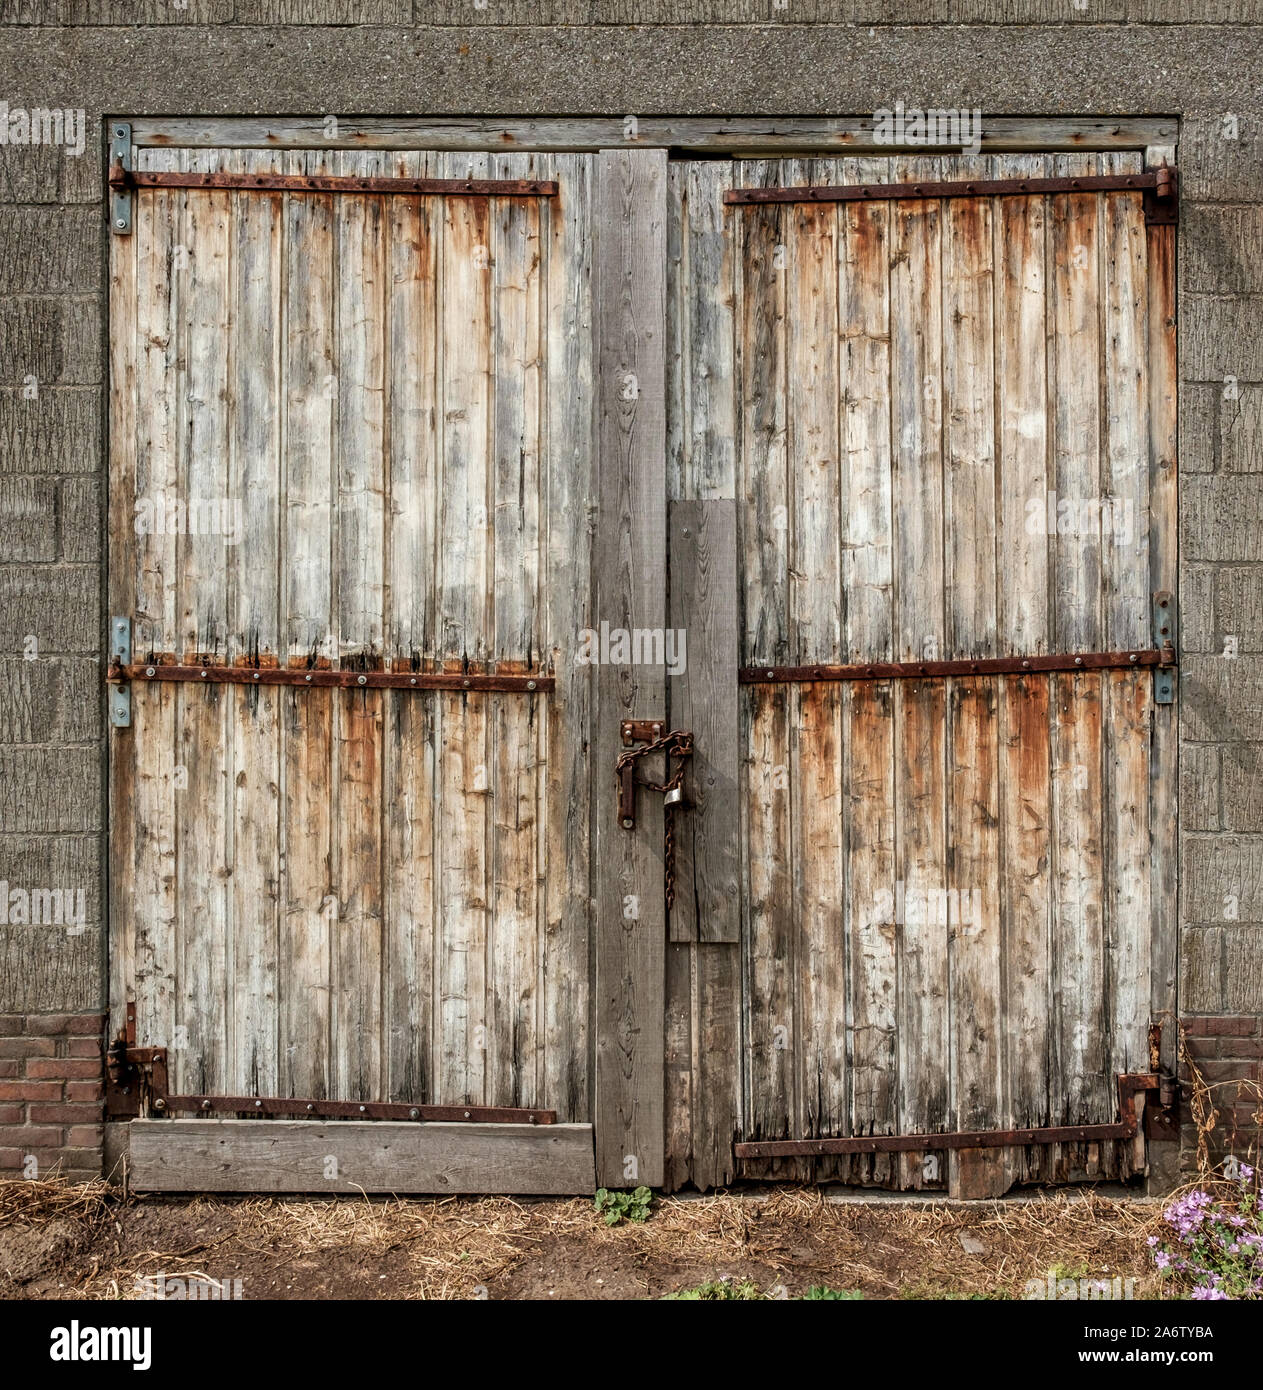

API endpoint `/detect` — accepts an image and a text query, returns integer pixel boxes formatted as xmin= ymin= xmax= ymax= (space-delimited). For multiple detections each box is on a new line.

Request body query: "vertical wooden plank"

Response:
xmin=487 ymin=156 xmax=545 ymax=1107
xmin=541 ymin=152 xmax=595 ymax=1123
xmin=115 ymin=154 xmax=181 ymax=1059
xmin=277 ymin=148 xmax=335 ymax=1099
xmin=383 ymin=150 xmax=436 ymax=1104
xmin=940 ymin=163 xmax=1006 ymax=1197
xmin=1146 ymin=194 xmax=1178 ymax=1092
xmin=1102 ymin=160 xmax=1153 ymax=1143
xmin=737 ymin=161 xmax=795 ymax=1158
xmin=837 ymin=157 xmax=896 ymax=1181
xmin=174 ymin=151 xmax=232 ymax=1094
xmin=667 ymin=499 xmax=739 ymax=943
xmin=995 ymin=154 xmax=1051 ymax=655
xmin=1051 ymin=670 xmax=1107 ymax=1133
xmin=592 ymin=147 xmax=668 ymax=1187
xmin=947 ymin=678 xmax=1007 ymax=1198
xmin=787 ymin=160 xmax=845 ymax=1148
xmin=684 ymin=160 xmax=737 ymax=500
xmin=942 ymin=169 xmax=997 ymax=661
xmin=1000 ymin=675 xmax=1054 ymax=1161
xmin=435 ymin=152 xmax=493 ymax=1107
xmin=282 ymin=149 xmax=335 ymax=664
xmin=1049 ymin=153 xmax=1104 ymax=655
xmin=890 ymin=156 xmax=948 ymax=1188
xmin=227 ymin=150 xmax=283 ymax=1094
xmin=329 ymin=152 xmax=388 ymax=1102
xmin=107 ymin=146 xmax=140 ymax=1045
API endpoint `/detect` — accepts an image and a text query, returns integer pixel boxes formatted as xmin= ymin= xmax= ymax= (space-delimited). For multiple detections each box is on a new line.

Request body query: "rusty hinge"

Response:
xmin=105 ymin=168 xmax=558 ymax=199
xmin=1143 ymin=165 xmax=1179 ymax=226
xmin=725 ymin=168 xmax=1179 ymax=221
xmin=107 ymin=661 xmax=552 ymax=694
xmin=106 ymin=1005 xmax=555 ymax=1125
xmin=740 ymin=647 xmax=1176 ymax=686
xmin=734 ymin=1073 xmax=1173 ymax=1161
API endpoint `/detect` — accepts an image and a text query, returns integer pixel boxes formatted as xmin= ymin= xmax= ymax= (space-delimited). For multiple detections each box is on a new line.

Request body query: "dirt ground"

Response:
xmin=0 ymin=1177 xmax=1169 ymax=1301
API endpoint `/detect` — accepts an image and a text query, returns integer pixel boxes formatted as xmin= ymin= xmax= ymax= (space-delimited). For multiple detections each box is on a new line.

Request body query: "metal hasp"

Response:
xmin=105 ymin=1005 xmax=556 ymax=1126
xmin=108 ymin=123 xmax=132 ymax=234
xmin=1153 ymin=591 xmax=1177 ymax=705
xmin=107 ymin=617 xmax=131 ymax=726
xmin=734 ymin=1073 xmax=1173 ymax=1160
xmin=725 ymin=167 xmax=1179 ymax=227
xmin=740 ymin=647 xmax=1176 ymax=686
xmin=106 ymin=661 xmax=552 ymax=694
xmin=105 ymin=168 xmax=559 ymax=199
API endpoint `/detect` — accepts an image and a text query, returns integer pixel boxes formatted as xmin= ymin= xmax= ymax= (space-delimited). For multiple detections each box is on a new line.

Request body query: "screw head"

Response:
xmin=115 ymin=217 xmax=127 ymax=229
xmin=408 ymin=1108 xmax=419 ymax=1119
xmin=622 ymin=817 xmax=635 ymax=829
xmin=145 ymin=666 xmax=156 ymax=678
xmin=357 ymin=674 xmax=367 ymax=686
xmin=305 ymin=673 xmax=313 ymax=682
xmin=253 ymin=671 xmax=260 ymax=680
xmin=527 ymin=680 xmax=537 ymax=691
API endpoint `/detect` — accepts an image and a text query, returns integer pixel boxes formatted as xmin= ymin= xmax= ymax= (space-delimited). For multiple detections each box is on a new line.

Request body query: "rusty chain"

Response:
xmin=615 ymin=729 xmax=694 ymax=911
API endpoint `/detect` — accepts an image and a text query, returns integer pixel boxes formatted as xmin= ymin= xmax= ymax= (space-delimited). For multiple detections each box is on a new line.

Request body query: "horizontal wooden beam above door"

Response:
xmin=123 ymin=114 xmax=1178 ymax=156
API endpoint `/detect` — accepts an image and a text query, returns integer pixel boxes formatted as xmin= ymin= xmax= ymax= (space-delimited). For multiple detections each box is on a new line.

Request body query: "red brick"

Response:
xmin=26 ymin=1057 xmax=103 ymax=1081
xmin=0 ymin=1081 xmax=60 ymax=1101
xmin=0 ymin=1148 xmax=23 ymax=1168
xmin=1225 ymin=1039 xmax=1263 ymax=1059
xmin=64 ymin=1015 xmax=105 ymax=1036
xmin=67 ymin=1037 xmax=102 ymax=1059
xmin=27 ymin=1102 xmax=99 ymax=1124
xmin=1183 ymin=1016 xmax=1258 ymax=1038
xmin=23 ymin=1014 xmax=76 ymax=1036
xmin=1196 ymin=1059 xmax=1261 ymax=1083
xmin=0 ymin=1038 xmax=55 ymax=1059
xmin=0 ymin=1017 xmax=22 ymax=1036
xmin=0 ymin=1060 xmax=17 ymax=1078
xmin=66 ymin=1125 xmax=102 ymax=1147
xmin=64 ymin=1081 xmax=102 ymax=1102
xmin=12 ymin=1126 xmax=64 ymax=1147
xmin=0 ymin=1103 xmax=22 ymax=1123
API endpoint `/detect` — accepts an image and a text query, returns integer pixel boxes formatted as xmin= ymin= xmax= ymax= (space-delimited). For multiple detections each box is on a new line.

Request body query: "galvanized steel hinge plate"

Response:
xmin=109 ymin=122 xmax=133 ymax=235
xmin=109 ymin=616 xmax=131 ymax=726
xmin=1153 ymin=591 xmax=1176 ymax=705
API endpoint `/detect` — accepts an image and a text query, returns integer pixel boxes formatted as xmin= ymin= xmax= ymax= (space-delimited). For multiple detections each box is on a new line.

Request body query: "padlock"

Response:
xmin=663 ymin=785 xmax=686 ymax=809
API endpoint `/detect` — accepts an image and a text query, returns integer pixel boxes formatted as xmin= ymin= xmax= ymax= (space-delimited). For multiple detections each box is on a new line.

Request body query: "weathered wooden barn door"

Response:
xmin=108 ymin=145 xmax=610 ymax=1185
xmin=665 ymin=151 xmax=1177 ymax=1194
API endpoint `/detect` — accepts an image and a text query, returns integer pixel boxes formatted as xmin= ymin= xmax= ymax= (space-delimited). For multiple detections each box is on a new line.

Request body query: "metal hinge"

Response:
xmin=1153 ymin=592 xmax=1176 ymax=705
xmin=109 ymin=122 xmax=133 ymax=235
xmin=1142 ymin=166 xmax=1178 ymax=227
xmin=108 ymin=616 xmax=131 ymax=727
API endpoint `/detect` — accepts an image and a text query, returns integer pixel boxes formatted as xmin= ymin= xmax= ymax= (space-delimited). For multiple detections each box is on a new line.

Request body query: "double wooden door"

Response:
xmin=109 ymin=141 xmax=1176 ymax=1193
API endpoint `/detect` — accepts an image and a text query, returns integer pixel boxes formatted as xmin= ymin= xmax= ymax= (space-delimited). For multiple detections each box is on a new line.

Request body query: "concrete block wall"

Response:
xmin=0 ymin=9 xmax=1257 ymax=1183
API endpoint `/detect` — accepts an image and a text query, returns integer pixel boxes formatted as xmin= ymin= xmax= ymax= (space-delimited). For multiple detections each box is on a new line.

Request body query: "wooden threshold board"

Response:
xmin=126 ymin=1120 xmax=596 ymax=1195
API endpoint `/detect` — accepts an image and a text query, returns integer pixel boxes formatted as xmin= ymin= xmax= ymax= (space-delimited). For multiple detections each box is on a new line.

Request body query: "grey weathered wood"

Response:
xmin=668 ymin=499 xmax=739 ymax=943
xmin=592 ymin=147 xmax=668 ymax=1188
xmin=129 ymin=115 xmax=1177 ymax=156
xmin=111 ymin=147 xmax=595 ymax=1139
xmin=127 ymin=1120 xmax=595 ymax=1195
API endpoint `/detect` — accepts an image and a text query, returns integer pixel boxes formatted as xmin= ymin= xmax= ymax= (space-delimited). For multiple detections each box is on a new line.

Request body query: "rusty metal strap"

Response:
xmin=734 ymin=1074 xmax=1160 ymax=1159
xmin=724 ymin=168 xmax=1177 ymax=207
xmin=108 ymin=662 xmax=552 ymax=694
xmin=108 ymin=168 xmax=558 ymax=198
xmin=158 ymin=1095 xmax=554 ymax=1125
xmin=741 ymin=648 xmax=1175 ymax=686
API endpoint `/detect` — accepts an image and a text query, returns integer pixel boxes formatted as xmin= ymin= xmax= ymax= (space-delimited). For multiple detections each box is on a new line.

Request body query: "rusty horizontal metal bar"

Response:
xmin=735 ymin=1075 xmax=1159 ymax=1160
xmin=724 ymin=168 xmax=1176 ymax=207
xmin=156 ymin=1095 xmax=555 ymax=1125
xmin=109 ymin=662 xmax=553 ymax=693
xmin=740 ymin=648 xmax=1175 ymax=685
xmin=108 ymin=167 xmax=559 ymax=197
